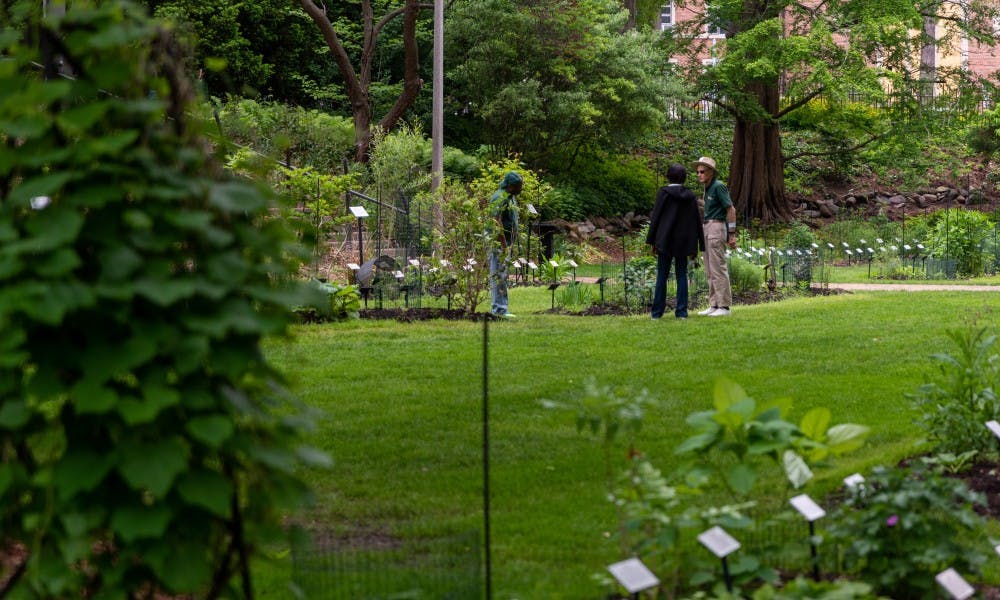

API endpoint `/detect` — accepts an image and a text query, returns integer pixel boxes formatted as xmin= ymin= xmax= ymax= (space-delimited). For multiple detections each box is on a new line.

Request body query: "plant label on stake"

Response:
xmin=408 ymin=259 xmax=420 ymax=267
xmin=348 ymin=206 xmax=369 ymax=218
xmin=607 ymin=557 xmax=659 ymax=594
xmin=936 ymin=568 xmax=974 ymax=600
xmin=526 ymin=203 xmax=538 ymax=216
xmin=789 ymin=494 xmax=825 ymax=522
xmin=985 ymin=420 xmax=1000 ymax=440
xmin=790 ymin=494 xmax=825 ymax=581
xmin=347 ymin=263 xmax=360 ymax=271
xmin=698 ymin=526 xmax=740 ymax=558
xmin=698 ymin=526 xmax=740 ymax=593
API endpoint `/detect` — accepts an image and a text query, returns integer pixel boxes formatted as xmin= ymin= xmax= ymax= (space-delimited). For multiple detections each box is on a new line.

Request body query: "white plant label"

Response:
xmin=935 ymin=568 xmax=974 ymax=600
xmin=697 ymin=526 xmax=740 ymax=558
xmin=607 ymin=558 xmax=659 ymax=593
xmin=789 ymin=494 xmax=826 ymax=522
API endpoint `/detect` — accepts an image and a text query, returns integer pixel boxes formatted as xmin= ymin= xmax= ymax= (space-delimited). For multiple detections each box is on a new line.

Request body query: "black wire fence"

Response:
xmin=334 ymin=183 xmax=999 ymax=313
xmin=291 ymin=530 xmax=482 ymax=600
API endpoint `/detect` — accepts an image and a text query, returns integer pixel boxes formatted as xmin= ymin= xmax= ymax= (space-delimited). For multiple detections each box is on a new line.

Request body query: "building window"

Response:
xmin=659 ymin=3 xmax=674 ymax=30
xmin=703 ymin=4 xmax=726 ymax=37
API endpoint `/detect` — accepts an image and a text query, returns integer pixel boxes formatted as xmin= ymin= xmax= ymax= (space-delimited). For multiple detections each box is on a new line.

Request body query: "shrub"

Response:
xmin=781 ymin=223 xmax=818 ymax=249
xmin=826 ymin=461 xmax=989 ymax=600
xmin=295 ymin=280 xmax=361 ymax=322
xmin=675 ymin=379 xmax=869 ymax=496
xmin=0 ymin=4 xmax=321 ymax=597
xmin=216 ymin=97 xmax=354 ymax=172
xmin=625 ymin=255 xmax=657 ymax=307
xmin=426 ymin=180 xmax=492 ymax=313
xmin=552 ymin=152 xmax=657 ymax=218
xmin=925 ymin=208 xmax=995 ymax=277
xmin=729 ymin=255 xmax=764 ymax=295
xmin=909 ymin=323 xmax=1000 ymax=455
xmin=557 ymin=282 xmax=594 ymax=310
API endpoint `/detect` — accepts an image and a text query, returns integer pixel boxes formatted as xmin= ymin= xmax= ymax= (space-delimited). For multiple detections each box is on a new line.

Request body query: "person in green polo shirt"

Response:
xmin=694 ymin=157 xmax=737 ymax=316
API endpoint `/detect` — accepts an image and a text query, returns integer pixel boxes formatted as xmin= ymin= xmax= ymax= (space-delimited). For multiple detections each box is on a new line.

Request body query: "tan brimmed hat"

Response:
xmin=694 ymin=156 xmax=717 ymax=172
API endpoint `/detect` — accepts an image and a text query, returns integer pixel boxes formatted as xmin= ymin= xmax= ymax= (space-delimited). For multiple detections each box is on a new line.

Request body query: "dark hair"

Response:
xmin=666 ymin=163 xmax=686 ymax=184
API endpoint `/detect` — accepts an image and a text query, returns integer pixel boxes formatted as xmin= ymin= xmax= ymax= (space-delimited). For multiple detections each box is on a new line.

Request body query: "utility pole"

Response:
xmin=431 ymin=0 xmax=444 ymax=231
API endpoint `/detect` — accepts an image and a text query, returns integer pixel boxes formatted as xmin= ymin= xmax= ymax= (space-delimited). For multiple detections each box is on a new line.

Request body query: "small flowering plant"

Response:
xmin=825 ymin=460 xmax=989 ymax=599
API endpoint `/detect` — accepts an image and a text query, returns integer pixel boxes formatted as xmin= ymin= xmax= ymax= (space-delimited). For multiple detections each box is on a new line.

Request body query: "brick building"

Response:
xmin=658 ymin=2 xmax=1000 ymax=93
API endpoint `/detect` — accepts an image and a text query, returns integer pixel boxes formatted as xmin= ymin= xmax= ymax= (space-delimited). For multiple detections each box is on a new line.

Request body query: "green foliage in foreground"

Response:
xmin=1 ymin=3 xmax=321 ymax=597
xmin=827 ymin=461 xmax=989 ymax=599
xmin=262 ymin=289 xmax=999 ymax=598
xmin=910 ymin=323 xmax=1000 ymax=455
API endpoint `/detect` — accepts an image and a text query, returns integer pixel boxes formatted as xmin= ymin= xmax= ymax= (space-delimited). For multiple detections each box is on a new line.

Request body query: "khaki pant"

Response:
xmin=704 ymin=221 xmax=732 ymax=309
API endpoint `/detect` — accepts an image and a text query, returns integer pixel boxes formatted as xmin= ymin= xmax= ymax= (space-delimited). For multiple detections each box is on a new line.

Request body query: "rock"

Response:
xmin=889 ymin=194 xmax=907 ymax=205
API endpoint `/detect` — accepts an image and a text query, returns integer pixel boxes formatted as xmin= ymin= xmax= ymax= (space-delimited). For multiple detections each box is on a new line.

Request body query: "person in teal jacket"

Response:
xmin=488 ymin=172 xmax=523 ymax=317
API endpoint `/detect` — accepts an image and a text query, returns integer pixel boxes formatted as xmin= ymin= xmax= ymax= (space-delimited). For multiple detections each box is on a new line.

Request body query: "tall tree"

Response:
xmin=298 ymin=0 xmax=426 ymax=162
xmin=143 ymin=0 xmax=336 ymax=105
xmin=668 ymin=0 xmax=1000 ymax=223
xmin=445 ymin=0 xmax=680 ymax=171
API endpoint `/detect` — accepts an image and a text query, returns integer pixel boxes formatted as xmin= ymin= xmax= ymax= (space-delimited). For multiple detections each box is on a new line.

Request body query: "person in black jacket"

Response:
xmin=645 ymin=164 xmax=704 ymax=319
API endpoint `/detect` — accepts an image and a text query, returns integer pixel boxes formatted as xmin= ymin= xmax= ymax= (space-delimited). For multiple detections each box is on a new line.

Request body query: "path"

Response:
xmin=814 ymin=283 xmax=1000 ymax=292
xmin=574 ymin=276 xmax=1000 ymax=292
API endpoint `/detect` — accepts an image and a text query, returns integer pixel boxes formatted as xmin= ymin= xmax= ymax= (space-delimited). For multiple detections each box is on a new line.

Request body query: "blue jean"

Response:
xmin=489 ymin=249 xmax=509 ymax=315
xmin=651 ymin=252 xmax=688 ymax=318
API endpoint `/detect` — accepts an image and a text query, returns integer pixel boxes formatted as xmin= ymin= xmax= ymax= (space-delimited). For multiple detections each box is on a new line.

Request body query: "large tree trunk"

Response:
xmin=623 ymin=0 xmax=636 ymax=30
xmin=728 ymin=83 xmax=793 ymax=224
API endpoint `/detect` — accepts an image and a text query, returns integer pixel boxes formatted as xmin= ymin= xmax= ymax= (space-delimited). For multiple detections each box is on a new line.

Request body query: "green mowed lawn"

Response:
xmin=260 ymin=288 xmax=999 ymax=599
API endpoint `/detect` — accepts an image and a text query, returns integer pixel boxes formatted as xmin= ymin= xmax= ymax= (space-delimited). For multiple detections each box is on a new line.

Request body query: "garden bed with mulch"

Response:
xmin=356 ymin=286 xmax=848 ymax=321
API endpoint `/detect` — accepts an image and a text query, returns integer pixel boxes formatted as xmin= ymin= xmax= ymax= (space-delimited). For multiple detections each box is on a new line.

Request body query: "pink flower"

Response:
xmin=886 ymin=514 xmax=899 ymax=527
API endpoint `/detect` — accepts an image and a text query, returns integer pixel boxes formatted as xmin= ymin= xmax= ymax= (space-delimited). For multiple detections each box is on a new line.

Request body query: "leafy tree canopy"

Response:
xmin=666 ymin=0 xmax=1000 ymax=222
xmin=445 ymin=0 xmax=684 ymax=175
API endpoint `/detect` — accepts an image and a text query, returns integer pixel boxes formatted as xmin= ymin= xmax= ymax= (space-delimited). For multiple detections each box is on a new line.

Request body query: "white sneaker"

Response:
xmin=708 ymin=307 xmax=731 ymax=317
xmin=697 ymin=307 xmax=717 ymax=316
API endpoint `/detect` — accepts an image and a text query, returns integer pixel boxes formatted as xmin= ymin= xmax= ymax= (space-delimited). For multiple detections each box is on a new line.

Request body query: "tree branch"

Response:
xmin=783 ymin=130 xmax=885 ymax=162
xmin=706 ymin=94 xmax=738 ymax=118
xmin=297 ymin=0 xmax=364 ymax=106
xmin=376 ymin=0 xmax=424 ymax=136
xmin=0 ymin=541 xmax=29 ymax=596
xmin=776 ymin=86 xmax=826 ymax=119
